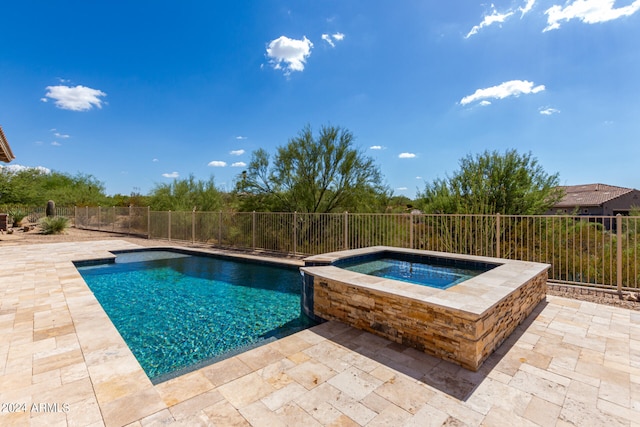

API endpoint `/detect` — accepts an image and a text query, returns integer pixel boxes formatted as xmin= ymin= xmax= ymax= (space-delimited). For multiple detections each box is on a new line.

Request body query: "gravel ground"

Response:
xmin=3 ymin=225 xmax=639 ymax=311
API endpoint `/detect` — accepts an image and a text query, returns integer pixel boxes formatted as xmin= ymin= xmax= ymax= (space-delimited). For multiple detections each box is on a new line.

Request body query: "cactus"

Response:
xmin=46 ymin=200 xmax=55 ymax=217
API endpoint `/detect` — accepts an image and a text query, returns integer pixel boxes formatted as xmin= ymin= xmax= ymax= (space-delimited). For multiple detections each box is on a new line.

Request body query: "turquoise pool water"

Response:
xmin=338 ymin=257 xmax=486 ymax=289
xmin=76 ymin=250 xmax=316 ymax=382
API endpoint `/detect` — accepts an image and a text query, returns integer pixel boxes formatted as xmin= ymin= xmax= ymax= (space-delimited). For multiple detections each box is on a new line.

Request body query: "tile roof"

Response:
xmin=0 ymin=125 xmax=16 ymax=163
xmin=554 ymin=183 xmax=635 ymax=207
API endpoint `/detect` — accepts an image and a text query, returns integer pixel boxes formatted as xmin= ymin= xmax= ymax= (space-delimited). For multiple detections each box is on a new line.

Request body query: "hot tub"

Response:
xmin=301 ymin=246 xmax=549 ymax=371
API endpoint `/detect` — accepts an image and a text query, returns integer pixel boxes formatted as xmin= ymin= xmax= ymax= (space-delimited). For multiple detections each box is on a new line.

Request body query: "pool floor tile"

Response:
xmin=2 ymin=240 xmax=640 ymax=426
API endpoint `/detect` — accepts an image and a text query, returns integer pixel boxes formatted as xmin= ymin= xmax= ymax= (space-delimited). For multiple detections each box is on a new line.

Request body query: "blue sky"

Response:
xmin=1 ymin=1 xmax=639 ymax=199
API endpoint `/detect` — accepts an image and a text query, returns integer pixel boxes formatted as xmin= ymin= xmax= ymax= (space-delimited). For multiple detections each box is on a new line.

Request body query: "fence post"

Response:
xmin=293 ymin=211 xmax=297 ymax=255
xmin=98 ymin=206 xmax=101 ymax=231
xmin=496 ymin=213 xmax=501 ymax=258
xmin=147 ymin=207 xmax=150 ymax=239
xmin=112 ymin=206 xmax=115 ymax=232
xmin=168 ymin=210 xmax=172 ymax=241
xmin=192 ymin=208 xmax=196 ymax=244
xmin=252 ymin=211 xmax=256 ymax=250
xmin=86 ymin=206 xmax=89 ymax=229
xmin=409 ymin=213 xmax=414 ymax=249
xmin=218 ymin=211 xmax=222 ymax=244
xmin=617 ymin=213 xmax=622 ymax=293
xmin=128 ymin=205 xmax=132 ymax=235
xmin=344 ymin=211 xmax=348 ymax=250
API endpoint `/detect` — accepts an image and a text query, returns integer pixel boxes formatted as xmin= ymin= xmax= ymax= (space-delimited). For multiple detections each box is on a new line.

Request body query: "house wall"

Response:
xmin=602 ymin=190 xmax=640 ymax=215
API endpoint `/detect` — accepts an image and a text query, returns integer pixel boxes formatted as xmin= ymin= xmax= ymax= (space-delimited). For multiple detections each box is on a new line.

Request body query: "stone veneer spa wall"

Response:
xmin=301 ymin=246 xmax=550 ymax=371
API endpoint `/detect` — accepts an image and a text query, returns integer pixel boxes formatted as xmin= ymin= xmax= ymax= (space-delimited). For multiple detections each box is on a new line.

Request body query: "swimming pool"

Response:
xmin=334 ymin=252 xmax=494 ymax=289
xmin=76 ymin=249 xmax=317 ymax=383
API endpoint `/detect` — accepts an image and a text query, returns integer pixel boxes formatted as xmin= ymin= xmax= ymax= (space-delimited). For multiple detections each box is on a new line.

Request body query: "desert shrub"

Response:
xmin=40 ymin=216 xmax=69 ymax=235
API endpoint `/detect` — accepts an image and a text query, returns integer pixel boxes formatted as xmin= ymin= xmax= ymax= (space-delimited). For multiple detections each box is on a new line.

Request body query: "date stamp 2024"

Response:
xmin=1 ymin=402 xmax=70 ymax=413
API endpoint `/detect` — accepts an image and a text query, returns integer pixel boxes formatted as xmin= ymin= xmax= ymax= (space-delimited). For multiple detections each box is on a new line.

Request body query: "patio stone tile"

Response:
xmin=366 ymin=403 xmax=412 ymax=427
xmin=268 ymin=333 xmax=313 ymax=357
xmin=327 ymin=366 xmax=383 ymax=400
xmin=63 ymin=396 xmax=103 ymax=427
xmin=523 ymin=395 xmax=562 ymax=426
xmin=167 ymin=389 xmax=224 ymax=420
xmin=465 ymin=376 xmax=532 ymax=416
xmin=483 ymin=406 xmax=539 ymax=427
xmin=261 ymin=382 xmax=308 ymax=411
xmin=217 ymin=372 xmax=277 ymax=409
xmin=325 ymin=392 xmax=377 ymax=425
xmin=288 ymin=351 xmax=312 ymax=365
xmin=200 ymin=356 xmax=253 ymax=387
xmin=373 ymin=375 xmax=435 ymax=415
xmin=360 ymin=390 xmax=393 ymax=414
xmin=403 ymin=403 xmax=450 ymax=427
xmin=32 ymin=377 xmax=96 ymax=406
xmin=236 ymin=343 xmax=288 ymax=371
xmin=303 ymin=341 xmax=352 ymax=372
xmin=239 ymin=400 xmax=288 ymax=427
xmin=202 ymin=399 xmax=251 ymax=426
xmin=155 ymin=371 xmax=216 ymax=407
xmin=285 ymin=359 xmax=337 ymax=390
xmin=257 ymin=360 xmax=295 ymax=391
xmin=94 ymin=369 xmax=156 ymax=405
xmin=100 ymin=386 xmax=166 ymax=427
xmin=429 ymin=393 xmax=485 ymax=426
xmin=60 ymin=361 xmax=90 ymax=385
xmin=138 ymin=408 xmax=175 ymax=426
xmin=509 ymin=369 xmax=568 ymax=406
xmin=274 ymin=402 xmax=323 ymax=427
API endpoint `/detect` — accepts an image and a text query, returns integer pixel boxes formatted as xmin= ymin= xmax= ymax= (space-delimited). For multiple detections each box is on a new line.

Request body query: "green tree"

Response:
xmin=236 ymin=125 xmax=390 ymax=213
xmin=417 ymin=149 xmax=563 ymax=215
xmin=0 ymin=167 xmax=108 ymax=206
xmin=148 ymin=175 xmax=222 ymax=211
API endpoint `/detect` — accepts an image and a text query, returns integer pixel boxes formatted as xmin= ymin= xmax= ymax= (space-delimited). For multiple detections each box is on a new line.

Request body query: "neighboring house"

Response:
xmin=550 ymin=183 xmax=640 ymax=216
xmin=0 ymin=125 xmax=16 ymax=163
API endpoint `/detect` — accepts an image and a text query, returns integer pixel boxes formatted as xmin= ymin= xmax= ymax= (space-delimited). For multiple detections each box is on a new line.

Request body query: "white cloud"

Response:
xmin=266 ymin=35 xmax=313 ymax=75
xmin=230 ymin=149 xmax=245 ymax=156
xmin=466 ymin=8 xmax=515 ymax=38
xmin=479 ymin=100 xmax=492 ymax=106
xmin=399 ymin=153 xmax=416 ymax=159
xmin=416 ymin=176 xmax=422 ymax=180
xmin=231 ymin=162 xmax=247 ymax=167
xmin=369 ymin=145 xmax=383 ymax=150
xmin=162 ymin=172 xmax=179 ymax=178
xmin=0 ymin=164 xmax=50 ymax=174
xmin=152 ymin=158 xmax=159 ymax=162
xmin=539 ymin=107 xmax=560 ymax=115
xmin=521 ymin=0 xmax=537 ymax=17
xmin=43 ymin=85 xmax=107 ymax=111
xmin=208 ymin=160 xmax=227 ymax=167
xmin=544 ymin=0 xmax=640 ymax=31
xmin=322 ymin=32 xmax=345 ymax=47
xmin=396 ymin=187 xmax=408 ymax=191
xmin=235 ymin=136 xmax=247 ymax=140
xmin=51 ymin=141 xmax=61 ymax=146
xmin=460 ymin=80 xmax=545 ymax=105
xmin=53 ymin=132 xmax=70 ymax=138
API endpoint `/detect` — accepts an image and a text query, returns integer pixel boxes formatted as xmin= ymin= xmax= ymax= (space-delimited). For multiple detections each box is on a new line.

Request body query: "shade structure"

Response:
xmin=0 ymin=126 xmax=15 ymax=163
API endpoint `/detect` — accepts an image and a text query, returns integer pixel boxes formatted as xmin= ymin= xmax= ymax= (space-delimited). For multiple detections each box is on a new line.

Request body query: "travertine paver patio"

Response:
xmin=1 ymin=240 xmax=639 ymax=426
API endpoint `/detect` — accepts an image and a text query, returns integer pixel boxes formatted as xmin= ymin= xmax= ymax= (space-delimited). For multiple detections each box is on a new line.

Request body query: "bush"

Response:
xmin=39 ymin=216 xmax=69 ymax=235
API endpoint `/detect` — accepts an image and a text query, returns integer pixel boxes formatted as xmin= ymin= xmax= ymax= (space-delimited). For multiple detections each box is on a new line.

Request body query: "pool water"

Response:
xmin=338 ymin=257 xmax=483 ymax=289
xmin=77 ymin=251 xmax=316 ymax=382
